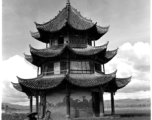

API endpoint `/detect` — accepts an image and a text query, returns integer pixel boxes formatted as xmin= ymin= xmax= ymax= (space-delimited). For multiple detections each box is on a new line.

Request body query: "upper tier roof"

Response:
xmin=31 ymin=4 xmax=109 ymax=43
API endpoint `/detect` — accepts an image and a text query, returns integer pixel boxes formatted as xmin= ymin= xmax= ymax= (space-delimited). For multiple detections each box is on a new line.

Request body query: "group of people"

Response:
xmin=27 ymin=110 xmax=53 ymax=120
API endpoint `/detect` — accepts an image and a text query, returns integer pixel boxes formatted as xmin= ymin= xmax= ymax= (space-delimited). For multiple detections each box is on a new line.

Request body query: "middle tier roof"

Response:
xmin=25 ymin=42 xmax=118 ymax=66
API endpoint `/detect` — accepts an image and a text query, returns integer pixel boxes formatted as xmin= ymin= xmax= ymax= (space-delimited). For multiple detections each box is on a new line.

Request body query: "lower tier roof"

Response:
xmin=14 ymin=71 xmax=116 ymax=91
xmin=12 ymin=73 xmax=131 ymax=94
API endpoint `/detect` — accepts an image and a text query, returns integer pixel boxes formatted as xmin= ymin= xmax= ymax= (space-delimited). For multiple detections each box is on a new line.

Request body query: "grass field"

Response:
xmin=2 ymin=108 xmax=150 ymax=120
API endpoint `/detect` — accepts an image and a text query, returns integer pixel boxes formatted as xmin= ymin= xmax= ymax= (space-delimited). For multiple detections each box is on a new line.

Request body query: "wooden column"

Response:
xmin=100 ymin=88 xmax=104 ymax=117
xmin=94 ymin=41 xmax=95 ymax=46
xmin=92 ymin=92 xmax=95 ymax=117
xmin=92 ymin=92 xmax=100 ymax=117
xmin=43 ymin=95 xmax=46 ymax=118
xmin=37 ymin=67 xmax=39 ymax=76
xmin=40 ymin=94 xmax=46 ymax=118
xmin=30 ymin=96 xmax=33 ymax=113
xmin=66 ymin=92 xmax=71 ymax=119
xmin=103 ymin=64 xmax=105 ymax=73
xmin=36 ymin=95 xmax=39 ymax=114
xmin=111 ymin=92 xmax=115 ymax=115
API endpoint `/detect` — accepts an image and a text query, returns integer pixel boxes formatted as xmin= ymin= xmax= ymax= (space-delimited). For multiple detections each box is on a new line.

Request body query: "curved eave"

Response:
xmin=11 ymin=82 xmax=23 ymax=92
xmin=30 ymin=42 xmax=108 ymax=58
xmin=17 ymin=74 xmax=65 ymax=90
xmin=104 ymin=48 xmax=118 ymax=63
xmin=34 ymin=5 xmax=107 ymax=38
xmin=92 ymin=25 xmax=109 ymax=40
xmin=116 ymin=76 xmax=132 ymax=89
xmin=35 ymin=5 xmax=95 ymax=32
xmin=73 ymin=41 xmax=108 ymax=55
xmin=97 ymin=25 xmax=109 ymax=35
xmin=68 ymin=70 xmax=117 ymax=88
xmin=16 ymin=70 xmax=117 ymax=90
xmin=24 ymin=53 xmax=33 ymax=63
xmin=30 ymin=31 xmax=49 ymax=43
xmin=30 ymin=31 xmax=40 ymax=39
xmin=30 ymin=45 xmax=65 ymax=58
xmin=35 ymin=6 xmax=68 ymax=32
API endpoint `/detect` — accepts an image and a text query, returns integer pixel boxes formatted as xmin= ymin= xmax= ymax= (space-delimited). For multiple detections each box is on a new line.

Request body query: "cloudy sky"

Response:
xmin=2 ymin=0 xmax=150 ymax=105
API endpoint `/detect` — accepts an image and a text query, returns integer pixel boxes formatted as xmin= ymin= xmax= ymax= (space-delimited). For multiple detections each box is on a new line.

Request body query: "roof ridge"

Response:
xmin=35 ymin=6 xmax=67 ymax=27
xmin=70 ymin=6 xmax=94 ymax=24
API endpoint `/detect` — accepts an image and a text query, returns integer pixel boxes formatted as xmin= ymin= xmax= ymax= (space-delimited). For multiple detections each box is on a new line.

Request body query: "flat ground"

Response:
xmin=2 ymin=108 xmax=150 ymax=120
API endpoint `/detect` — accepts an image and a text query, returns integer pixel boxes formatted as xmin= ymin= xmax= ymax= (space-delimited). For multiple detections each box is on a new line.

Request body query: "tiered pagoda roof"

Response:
xmin=31 ymin=3 xmax=109 ymax=43
xmin=12 ymin=72 xmax=131 ymax=93
xmin=12 ymin=1 xmax=131 ymax=96
xmin=24 ymin=42 xmax=118 ymax=66
xmin=14 ymin=71 xmax=116 ymax=90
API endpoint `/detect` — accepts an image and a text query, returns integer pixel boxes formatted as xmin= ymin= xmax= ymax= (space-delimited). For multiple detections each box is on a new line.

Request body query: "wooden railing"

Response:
xmin=42 ymin=69 xmax=104 ymax=76
xmin=49 ymin=44 xmax=88 ymax=48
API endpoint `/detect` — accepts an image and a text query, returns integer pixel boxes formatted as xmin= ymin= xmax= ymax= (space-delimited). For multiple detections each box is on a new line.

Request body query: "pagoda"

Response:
xmin=12 ymin=0 xmax=131 ymax=119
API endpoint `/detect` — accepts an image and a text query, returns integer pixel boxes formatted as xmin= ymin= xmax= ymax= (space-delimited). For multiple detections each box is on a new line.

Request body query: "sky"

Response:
xmin=2 ymin=0 xmax=150 ymax=106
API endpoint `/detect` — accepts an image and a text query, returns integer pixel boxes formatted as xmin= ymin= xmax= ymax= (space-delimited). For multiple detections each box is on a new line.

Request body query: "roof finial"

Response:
xmin=66 ymin=0 xmax=70 ymax=6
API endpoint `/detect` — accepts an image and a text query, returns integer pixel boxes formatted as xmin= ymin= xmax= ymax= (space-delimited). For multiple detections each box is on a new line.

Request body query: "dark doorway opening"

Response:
xmin=58 ymin=37 xmax=64 ymax=45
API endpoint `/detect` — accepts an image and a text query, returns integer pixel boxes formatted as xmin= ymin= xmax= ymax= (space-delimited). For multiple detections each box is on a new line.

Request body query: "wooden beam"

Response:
xmin=30 ymin=96 xmax=33 ymax=113
xmin=111 ymin=92 xmax=115 ymax=115
xmin=99 ymin=88 xmax=104 ymax=117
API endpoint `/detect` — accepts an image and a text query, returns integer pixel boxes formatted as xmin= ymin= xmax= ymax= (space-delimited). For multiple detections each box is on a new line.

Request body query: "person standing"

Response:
xmin=43 ymin=110 xmax=53 ymax=120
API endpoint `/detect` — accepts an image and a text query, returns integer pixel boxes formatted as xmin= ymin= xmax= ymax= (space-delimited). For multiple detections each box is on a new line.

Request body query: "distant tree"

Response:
xmin=2 ymin=104 xmax=4 ymax=109
xmin=5 ymin=105 xmax=9 ymax=113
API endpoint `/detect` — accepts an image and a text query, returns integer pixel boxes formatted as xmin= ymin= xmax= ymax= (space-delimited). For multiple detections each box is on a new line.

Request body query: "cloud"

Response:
xmin=105 ymin=42 xmax=150 ymax=93
xmin=118 ymin=42 xmax=150 ymax=72
xmin=2 ymin=55 xmax=36 ymax=104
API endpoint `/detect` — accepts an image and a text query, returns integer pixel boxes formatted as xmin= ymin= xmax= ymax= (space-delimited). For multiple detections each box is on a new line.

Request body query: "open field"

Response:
xmin=2 ymin=108 xmax=150 ymax=120
xmin=2 ymin=99 xmax=150 ymax=120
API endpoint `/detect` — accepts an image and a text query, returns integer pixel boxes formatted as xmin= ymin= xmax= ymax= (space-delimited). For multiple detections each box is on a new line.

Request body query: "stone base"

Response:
xmin=73 ymin=116 xmax=120 ymax=120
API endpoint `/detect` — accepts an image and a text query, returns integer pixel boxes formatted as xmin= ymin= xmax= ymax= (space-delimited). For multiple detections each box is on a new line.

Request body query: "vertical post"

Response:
xmin=67 ymin=51 xmax=69 ymax=74
xmin=103 ymin=64 xmax=105 ymax=73
xmin=46 ymin=43 xmax=47 ymax=48
xmin=100 ymin=88 xmax=104 ymax=117
xmin=92 ymin=92 xmax=100 ymax=117
xmin=37 ymin=67 xmax=39 ymax=76
xmin=40 ymin=67 xmax=41 ymax=75
xmin=30 ymin=96 xmax=33 ymax=113
xmin=111 ymin=92 xmax=115 ymax=115
xmin=66 ymin=92 xmax=70 ymax=119
xmin=43 ymin=95 xmax=46 ymax=118
xmin=92 ymin=92 xmax=95 ymax=117
xmin=94 ymin=41 xmax=95 ymax=46
xmin=36 ymin=95 xmax=39 ymax=117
